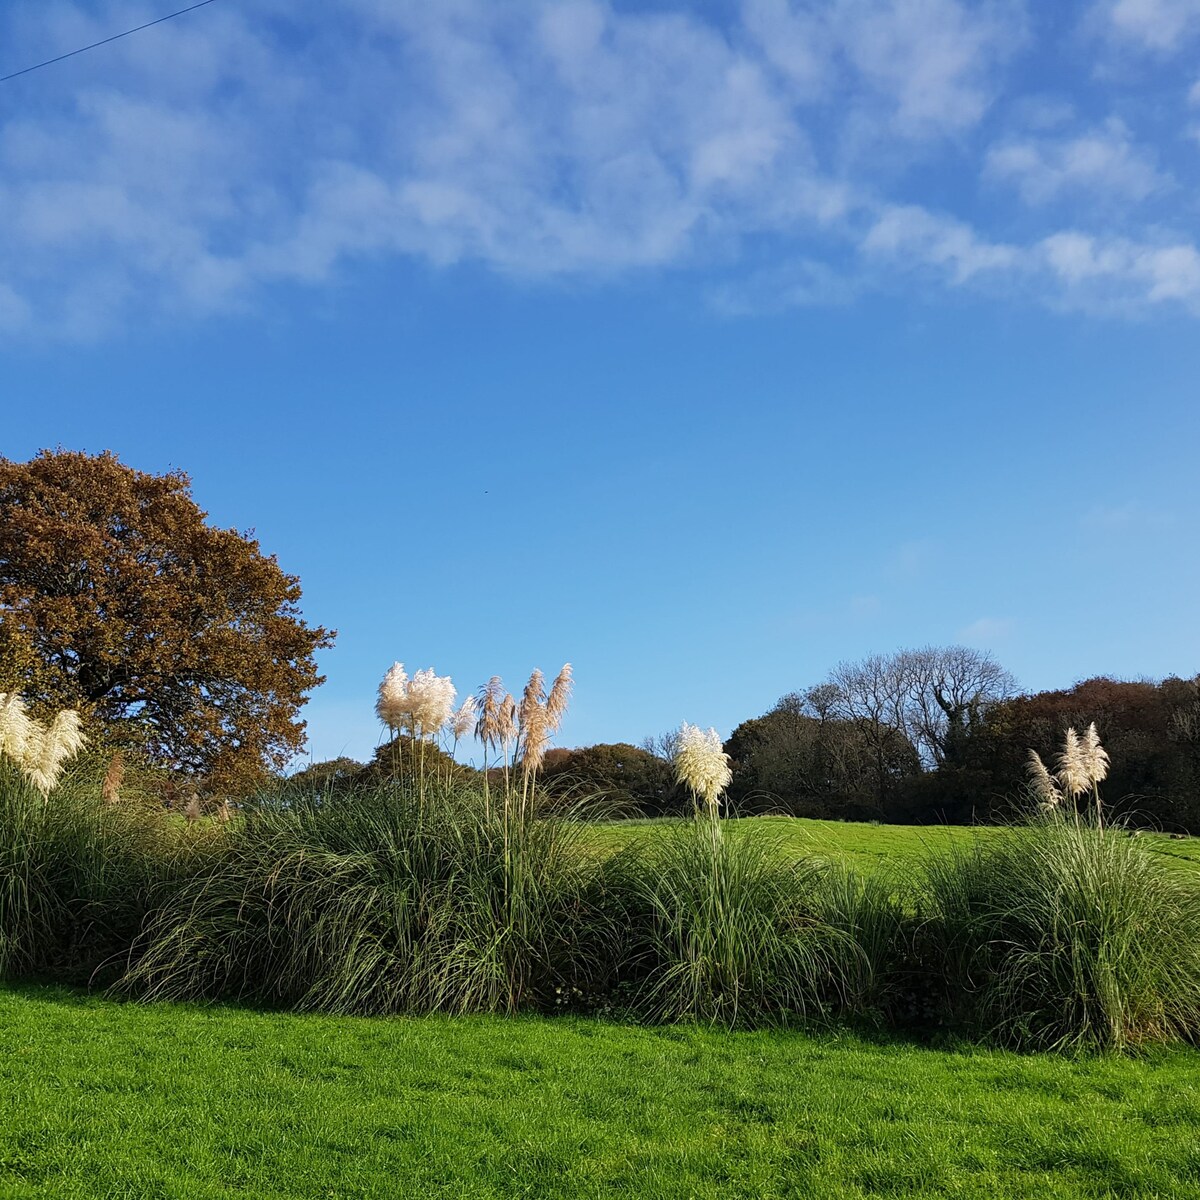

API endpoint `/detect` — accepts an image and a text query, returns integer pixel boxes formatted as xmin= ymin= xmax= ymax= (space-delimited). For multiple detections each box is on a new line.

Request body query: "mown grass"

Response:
xmin=2 ymin=982 xmax=1200 ymax=1200
xmin=590 ymin=815 xmax=1200 ymax=876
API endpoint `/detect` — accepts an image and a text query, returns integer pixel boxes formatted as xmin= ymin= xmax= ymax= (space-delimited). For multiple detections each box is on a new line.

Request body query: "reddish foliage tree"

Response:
xmin=0 ymin=449 xmax=334 ymax=791
xmin=967 ymin=677 xmax=1200 ymax=830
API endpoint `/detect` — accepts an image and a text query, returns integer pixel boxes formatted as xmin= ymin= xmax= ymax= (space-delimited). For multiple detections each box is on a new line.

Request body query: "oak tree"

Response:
xmin=0 ymin=449 xmax=334 ymax=791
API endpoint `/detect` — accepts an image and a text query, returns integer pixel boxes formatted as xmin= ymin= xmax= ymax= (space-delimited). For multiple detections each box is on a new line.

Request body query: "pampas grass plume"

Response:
xmin=1026 ymin=749 xmax=1062 ymax=809
xmin=522 ymin=703 xmax=550 ymax=774
xmin=500 ymin=694 xmax=517 ymax=746
xmin=375 ymin=662 xmax=408 ymax=731
xmin=546 ymin=664 xmax=573 ymax=732
xmin=673 ymin=722 xmax=732 ymax=812
xmin=407 ymin=668 xmax=457 ymax=737
xmin=101 ymin=750 xmax=125 ymax=806
xmin=1057 ymin=726 xmax=1090 ymax=799
xmin=375 ymin=662 xmax=456 ymax=739
xmin=519 ymin=670 xmax=546 ymax=731
xmin=1081 ymin=721 xmax=1110 ymax=786
xmin=0 ymin=692 xmax=36 ymax=766
xmin=450 ymin=696 xmax=477 ymax=741
xmin=24 ymin=709 xmax=86 ymax=797
xmin=476 ymin=677 xmax=504 ymax=748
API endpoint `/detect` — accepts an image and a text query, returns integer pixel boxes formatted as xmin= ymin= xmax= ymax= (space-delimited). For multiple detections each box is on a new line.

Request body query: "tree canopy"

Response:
xmin=540 ymin=742 xmax=681 ymax=814
xmin=0 ymin=449 xmax=334 ymax=790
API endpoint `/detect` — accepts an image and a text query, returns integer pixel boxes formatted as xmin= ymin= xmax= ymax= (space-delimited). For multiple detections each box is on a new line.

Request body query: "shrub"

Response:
xmin=919 ymin=815 xmax=1200 ymax=1051
xmin=540 ymin=743 xmax=680 ymax=815
xmin=603 ymin=821 xmax=905 ymax=1027
xmin=123 ymin=780 xmax=612 ymax=1015
xmin=0 ymin=759 xmax=220 ymax=985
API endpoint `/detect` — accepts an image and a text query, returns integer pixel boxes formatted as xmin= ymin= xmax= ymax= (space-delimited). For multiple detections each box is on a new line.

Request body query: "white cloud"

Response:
xmin=852 ymin=204 xmax=1200 ymax=315
xmin=861 ymin=206 xmax=1018 ymax=283
xmin=0 ymin=0 xmax=1197 ymax=336
xmin=1099 ymin=0 xmax=1200 ymax=49
xmin=1039 ymin=231 xmax=1200 ymax=309
xmin=985 ymin=119 xmax=1169 ymax=205
xmin=743 ymin=0 xmax=1024 ymax=138
xmin=833 ymin=0 xmax=1025 ymax=135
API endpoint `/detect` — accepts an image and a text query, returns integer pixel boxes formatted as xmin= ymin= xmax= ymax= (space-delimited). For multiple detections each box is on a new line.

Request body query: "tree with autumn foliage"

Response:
xmin=0 ymin=450 xmax=334 ymax=792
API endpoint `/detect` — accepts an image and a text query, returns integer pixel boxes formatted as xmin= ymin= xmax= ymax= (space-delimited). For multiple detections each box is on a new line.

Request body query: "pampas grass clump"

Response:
xmin=919 ymin=814 xmax=1200 ymax=1051
xmin=0 ymin=755 xmax=221 ymax=983
xmin=605 ymin=824 xmax=904 ymax=1028
xmin=124 ymin=779 xmax=605 ymax=1015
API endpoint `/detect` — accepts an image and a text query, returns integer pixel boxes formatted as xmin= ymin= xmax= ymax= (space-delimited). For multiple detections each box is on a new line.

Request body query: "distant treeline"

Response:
xmin=294 ymin=647 xmax=1200 ymax=833
xmin=538 ymin=651 xmax=1200 ymax=833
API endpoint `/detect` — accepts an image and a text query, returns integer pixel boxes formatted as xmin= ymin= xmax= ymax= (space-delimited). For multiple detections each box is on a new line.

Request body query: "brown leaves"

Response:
xmin=0 ymin=450 xmax=334 ymax=790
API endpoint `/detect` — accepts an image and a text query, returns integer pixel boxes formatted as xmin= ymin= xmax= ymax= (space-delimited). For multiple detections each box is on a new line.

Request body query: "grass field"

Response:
xmin=2 ymin=982 xmax=1200 ymax=1200
xmin=590 ymin=815 xmax=1200 ymax=875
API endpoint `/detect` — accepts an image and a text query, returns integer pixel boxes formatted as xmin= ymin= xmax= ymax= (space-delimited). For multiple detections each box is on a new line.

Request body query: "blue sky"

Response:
xmin=2 ymin=0 xmax=1199 ymax=767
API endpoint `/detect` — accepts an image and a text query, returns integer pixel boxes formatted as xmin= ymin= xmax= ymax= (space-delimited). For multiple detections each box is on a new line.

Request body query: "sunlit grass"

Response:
xmin=3 ymin=982 xmax=1199 ymax=1200
xmin=588 ymin=815 xmax=1200 ymax=876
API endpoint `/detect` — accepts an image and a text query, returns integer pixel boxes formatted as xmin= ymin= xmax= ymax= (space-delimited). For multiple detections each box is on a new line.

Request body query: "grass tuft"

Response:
xmin=123 ymin=780 xmax=606 ymax=1015
xmin=919 ymin=813 xmax=1200 ymax=1051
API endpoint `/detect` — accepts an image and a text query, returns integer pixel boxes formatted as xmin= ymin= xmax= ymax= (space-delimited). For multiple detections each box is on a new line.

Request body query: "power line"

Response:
xmin=0 ymin=0 xmax=220 ymax=85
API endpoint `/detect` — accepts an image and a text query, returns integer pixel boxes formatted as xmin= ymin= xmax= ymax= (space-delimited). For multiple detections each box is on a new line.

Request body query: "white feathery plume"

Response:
xmin=0 ymin=693 xmax=36 ymax=766
xmin=1026 ymin=749 xmax=1062 ymax=809
xmin=1080 ymin=722 xmax=1110 ymax=786
xmin=546 ymin=664 xmax=573 ymax=732
xmin=374 ymin=662 xmax=456 ymax=740
xmin=673 ymin=722 xmax=732 ymax=813
xmin=375 ymin=662 xmax=408 ymax=731
xmin=450 ymin=695 xmax=477 ymax=741
xmin=1057 ymin=726 xmax=1090 ymax=799
xmin=499 ymin=694 xmax=518 ymax=748
xmin=22 ymin=709 xmax=86 ymax=797
xmin=407 ymin=668 xmax=457 ymax=738
xmin=517 ymin=669 xmax=548 ymax=776
xmin=522 ymin=705 xmax=550 ymax=775
xmin=518 ymin=669 xmax=546 ymax=734
xmin=476 ymin=677 xmax=505 ymax=749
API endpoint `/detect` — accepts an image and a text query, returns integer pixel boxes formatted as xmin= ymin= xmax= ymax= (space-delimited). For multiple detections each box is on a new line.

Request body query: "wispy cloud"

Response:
xmin=958 ymin=616 xmax=1015 ymax=643
xmin=985 ymin=119 xmax=1169 ymax=206
xmin=1097 ymin=0 xmax=1200 ymax=50
xmin=1081 ymin=501 xmax=1175 ymax=532
xmin=885 ymin=539 xmax=940 ymax=583
xmin=0 ymin=0 xmax=1198 ymax=337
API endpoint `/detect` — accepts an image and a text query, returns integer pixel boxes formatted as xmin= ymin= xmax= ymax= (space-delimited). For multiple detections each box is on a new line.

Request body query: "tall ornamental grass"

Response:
xmin=124 ymin=780 xmax=613 ymax=1015
xmin=0 ymin=758 xmax=219 ymax=984
xmin=600 ymin=721 xmax=906 ymax=1027
xmin=920 ymin=814 xmax=1200 ymax=1051
xmin=6 ymin=676 xmax=1200 ymax=1053
xmin=606 ymin=824 xmax=905 ymax=1027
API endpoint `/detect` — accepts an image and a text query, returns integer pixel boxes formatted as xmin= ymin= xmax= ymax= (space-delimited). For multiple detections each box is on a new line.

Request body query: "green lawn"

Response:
xmin=591 ymin=816 xmax=1200 ymax=876
xmin=3 ymin=983 xmax=1200 ymax=1199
